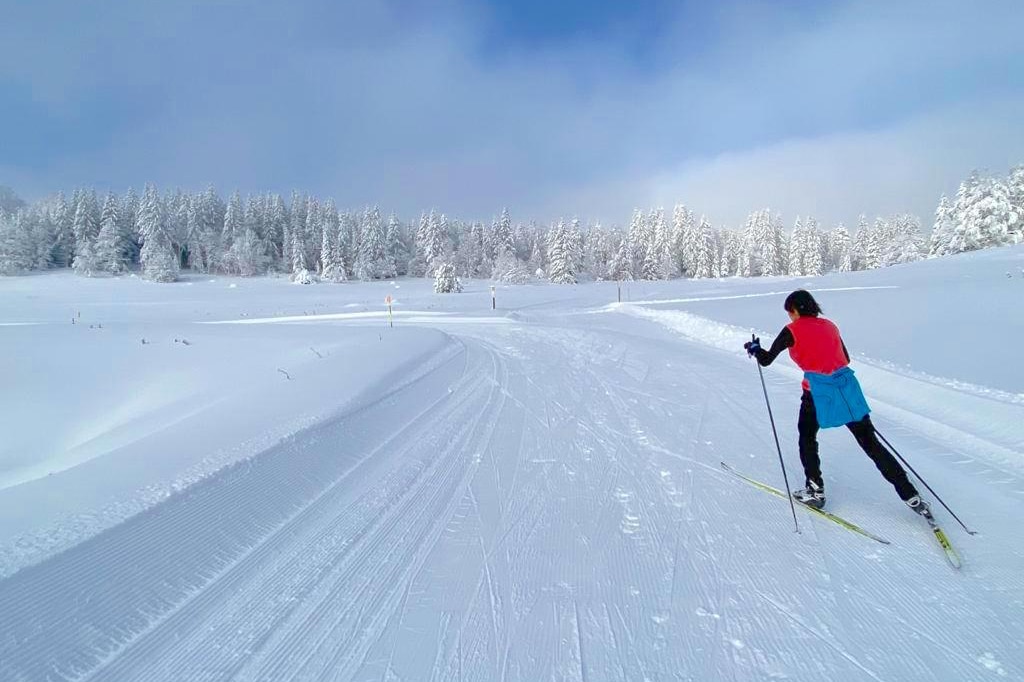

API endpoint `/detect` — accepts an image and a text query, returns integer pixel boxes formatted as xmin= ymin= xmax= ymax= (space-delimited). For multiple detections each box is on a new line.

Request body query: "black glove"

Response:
xmin=744 ymin=337 xmax=761 ymax=357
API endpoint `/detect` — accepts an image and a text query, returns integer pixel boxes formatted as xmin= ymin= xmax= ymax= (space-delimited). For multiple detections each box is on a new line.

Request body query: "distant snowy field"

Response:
xmin=1 ymin=244 xmax=1022 ymax=681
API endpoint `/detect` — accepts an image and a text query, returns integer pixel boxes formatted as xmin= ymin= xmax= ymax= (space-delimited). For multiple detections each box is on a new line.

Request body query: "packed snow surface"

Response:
xmin=1 ymin=245 xmax=1022 ymax=681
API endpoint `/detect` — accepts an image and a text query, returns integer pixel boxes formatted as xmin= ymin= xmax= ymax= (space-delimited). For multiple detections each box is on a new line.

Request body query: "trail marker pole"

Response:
xmin=385 ymin=295 xmax=393 ymax=328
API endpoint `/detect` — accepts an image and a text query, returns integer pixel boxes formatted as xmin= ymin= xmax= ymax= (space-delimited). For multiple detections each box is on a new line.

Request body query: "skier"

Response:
xmin=743 ymin=289 xmax=930 ymax=516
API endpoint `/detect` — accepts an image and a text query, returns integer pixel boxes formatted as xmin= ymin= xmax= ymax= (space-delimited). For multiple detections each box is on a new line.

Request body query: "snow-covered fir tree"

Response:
xmin=692 ymin=217 xmax=715 ymax=279
xmin=491 ymin=207 xmax=515 ymax=261
xmin=95 ymin=192 xmax=131 ymax=273
xmin=945 ymin=172 xmax=1017 ymax=253
xmin=355 ymin=206 xmax=391 ymax=280
xmin=670 ymin=204 xmax=696 ymax=276
xmin=1008 ymin=165 xmax=1024 ymax=243
xmin=227 ymin=220 xmax=269 ymax=276
xmin=547 ymin=220 xmax=577 ymax=284
xmin=71 ymin=190 xmax=101 ymax=273
xmin=928 ymin=195 xmax=953 ymax=257
xmin=387 ymin=214 xmax=408 ymax=277
xmin=138 ymin=184 xmax=178 ymax=282
xmin=222 ymin=191 xmax=243 ymax=257
xmin=320 ymin=200 xmax=346 ymax=282
xmin=849 ymin=215 xmax=869 ymax=271
xmin=829 ymin=225 xmax=852 ymax=272
xmin=883 ymin=215 xmax=925 ymax=265
xmin=788 ymin=217 xmax=804 ymax=275
xmin=433 ymin=262 xmax=461 ymax=293
xmin=49 ymin=192 xmax=74 ymax=268
xmin=803 ymin=217 xmax=823 ymax=276
xmin=0 ymin=212 xmax=32 ymax=274
xmin=412 ymin=210 xmax=447 ymax=277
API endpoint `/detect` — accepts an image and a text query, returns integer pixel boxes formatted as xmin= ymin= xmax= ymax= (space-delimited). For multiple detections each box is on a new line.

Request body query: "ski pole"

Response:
xmin=751 ymin=334 xmax=800 ymax=533
xmin=873 ymin=427 xmax=977 ymax=535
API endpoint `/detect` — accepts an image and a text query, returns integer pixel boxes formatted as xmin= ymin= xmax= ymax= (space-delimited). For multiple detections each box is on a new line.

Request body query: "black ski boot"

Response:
xmin=906 ymin=495 xmax=933 ymax=520
xmin=793 ymin=479 xmax=825 ymax=509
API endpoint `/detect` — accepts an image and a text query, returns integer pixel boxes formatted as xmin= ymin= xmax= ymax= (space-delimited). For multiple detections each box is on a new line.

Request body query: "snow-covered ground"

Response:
xmin=1 ymin=245 xmax=1022 ymax=681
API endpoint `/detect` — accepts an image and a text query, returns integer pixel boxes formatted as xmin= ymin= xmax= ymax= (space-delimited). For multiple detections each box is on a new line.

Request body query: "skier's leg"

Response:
xmin=847 ymin=416 xmax=918 ymax=500
xmin=797 ymin=391 xmax=823 ymax=487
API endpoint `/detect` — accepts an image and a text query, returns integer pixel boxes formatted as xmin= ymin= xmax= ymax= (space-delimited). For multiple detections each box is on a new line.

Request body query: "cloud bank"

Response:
xmin=2 ymin=0 xmax=1023 ymax=227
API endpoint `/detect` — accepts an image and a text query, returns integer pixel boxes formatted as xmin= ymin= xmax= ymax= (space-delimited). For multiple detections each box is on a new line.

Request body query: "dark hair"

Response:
xmin=784 ymin=289 xmax=822 ymax=317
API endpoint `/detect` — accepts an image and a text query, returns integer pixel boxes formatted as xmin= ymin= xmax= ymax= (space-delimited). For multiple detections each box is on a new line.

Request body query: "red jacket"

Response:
xmin=786 ymin=317 xmax=850 ymax=391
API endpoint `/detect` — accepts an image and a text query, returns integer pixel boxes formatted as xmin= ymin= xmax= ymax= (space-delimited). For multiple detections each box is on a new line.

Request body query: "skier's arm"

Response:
xmin=753 ymin=327 xmax=793 ymax=367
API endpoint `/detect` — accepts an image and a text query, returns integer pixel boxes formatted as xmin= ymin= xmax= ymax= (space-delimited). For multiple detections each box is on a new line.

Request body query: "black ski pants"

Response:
xmin=798 ymin=390 xmax=917 ymax=500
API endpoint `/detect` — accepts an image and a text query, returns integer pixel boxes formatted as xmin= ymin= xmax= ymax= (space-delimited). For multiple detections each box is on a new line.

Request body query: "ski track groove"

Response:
xmin=98 ymin=345 xmax=485 ymax=681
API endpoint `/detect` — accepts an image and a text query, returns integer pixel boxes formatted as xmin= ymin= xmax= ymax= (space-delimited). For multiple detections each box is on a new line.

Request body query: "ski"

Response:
xmin=720 ymin=461 xmax=891 ymax=545
xmin=922 ymin=512 xmax=962 ymax=569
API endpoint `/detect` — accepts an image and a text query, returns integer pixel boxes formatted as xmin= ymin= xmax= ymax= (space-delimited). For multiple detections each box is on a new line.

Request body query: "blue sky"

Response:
xmin=2 ymin=0 xmax=1024 ymax=227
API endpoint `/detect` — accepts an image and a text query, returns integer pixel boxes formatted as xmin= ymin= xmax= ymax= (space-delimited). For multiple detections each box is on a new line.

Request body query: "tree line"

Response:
xmin=1 ymin=165 xmax=1020 ymax=283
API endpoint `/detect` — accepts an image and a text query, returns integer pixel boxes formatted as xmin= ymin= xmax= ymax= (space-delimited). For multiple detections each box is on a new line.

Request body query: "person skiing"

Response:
xmin=743 ymin=289 xmax=930 ymax=516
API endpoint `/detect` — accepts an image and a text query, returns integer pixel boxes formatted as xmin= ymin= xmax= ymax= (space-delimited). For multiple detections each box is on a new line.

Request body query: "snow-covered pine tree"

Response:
xmin=420 ymin=210 xmax=448 ymax=276
xmin=355 ymin=206 xmax=389 ymax=280
xmin=886 ymin=214 xmax=925 ymax=265
xmin=1009 ymin=165 xmax=1024 ymax=243
xmin=266 ymin=194 xmax=288 ymax=265
xmin=49 ymin=192 xmax=74 ymax=268
xmin=385 ymin=214 xmax=406 ymax=277
xmin=289 ymin=222 xmax=315 ymax=283
xmin=717 ymin=229 xmax=737 ymax=277
xmin=739 ymin=211 xmax=759 ymax=277
xmin=928 ymin=195 xmax=955 ymax=257
xmin=829 ymin=225 xmax=852 ymax=272
xmin=788 ymin=217 xmax=804 ymax=275
xmin=190 ymin=186 xmax=222 ymax=272
xmin=183 ymin=194 xmax=206 ymax=272
xmin=692 ymin=216 xmax=715 ymax=278
xmin=649 ymin=209 xmax=675 ymax=279
xmin=625 ymin=209 xmax=649 ymax=279
xmin=304 ymin=197 xmax=322 ymax=273
xmin=851 ymin=215 xmax=870 ymax=270
xmin=320 ymin=200 xmax=346 ymax=281
xmin=71 ymin=190 xmax=101 ymax=274
xmin=528 ymin=237 xmax=544 ymax=277
xmin=285 ymin=191 xmax=304 ymax=270
xmin=671 ymin=204 xmax=696 ymax=276
xmin=119 ymin=187 xmax=141 ymax=266
xmin=96 ymin=192 xmax=131 ymax=274
xmin=491 ymin=207 xmax=515 ymax=260
xmin=221 ymin=191 xmax=243 ymax=269
xmin=227 ymin=221 xmax=269 ymax=276
xmin=566 ymin=217 xmax=584 ymax=279
xmin=803 ymin=217 xmax=823 ymax=276
xmin=761 ymin=210 xmax=785 ymax=277
xmin=955 ymin=173 xmax=1016 ymax=252
xmin=138 ymin=184 xmax=178 ymax=282
xmin=453 ymin=221 xmax=479 ymax=278
xmin=583 ymin=225 xmax=611 ymax=280
xmin=0 ymin=212 xmax=32 ymax=274
xmin=433 ymin=262 xmax=462 ymax=293
xmin=15 ymin=206 xmax=53 ymax=270
xmin=861 ymin=218 xmax=882 ymax=269
xmin=164 ymin=189 xmax=189 ymax=267
xmin=547 ymin=219 xmax=576 ymax=284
